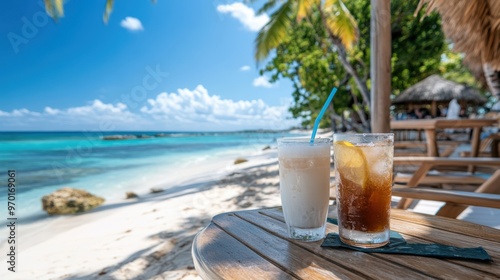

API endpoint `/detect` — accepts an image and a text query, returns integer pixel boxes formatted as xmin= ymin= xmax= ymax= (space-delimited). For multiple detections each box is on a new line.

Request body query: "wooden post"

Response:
xmin=431 ymin=101 xmax=437 ymax=117
xmin=370 ymin=0 xmax=391 ymax=133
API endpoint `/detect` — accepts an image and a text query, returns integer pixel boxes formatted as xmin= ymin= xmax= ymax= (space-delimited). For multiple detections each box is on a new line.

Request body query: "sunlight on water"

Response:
xmin=0 ymin=131 xmax=302 ymax=220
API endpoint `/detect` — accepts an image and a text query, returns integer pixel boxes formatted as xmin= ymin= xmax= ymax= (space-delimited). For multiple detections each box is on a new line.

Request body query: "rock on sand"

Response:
xmin=42 ymin=187 xmax=105 ymax=215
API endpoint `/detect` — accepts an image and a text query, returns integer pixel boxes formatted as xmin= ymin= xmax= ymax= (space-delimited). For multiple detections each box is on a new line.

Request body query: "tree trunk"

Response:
xmin=330 ymin=113 xmax=338 ymax=132
xmin=316 ymin=5 xmax=371 ymax=127
xmin=330 ymin=111 xmax=365 ymax=131
xmin=332 ymin=39 xmax=371 ymax=109
xmin=351 ymin=94 xmax=370 ymax=132
xmin=329 ymin=102 xmax=337 ymax=132
xmin=330 ymin=36 xmax=372 ymax=132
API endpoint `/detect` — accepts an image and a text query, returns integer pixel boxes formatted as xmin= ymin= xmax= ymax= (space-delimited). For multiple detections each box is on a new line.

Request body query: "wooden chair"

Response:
xmin=460 ymin=132 xmax=500 ymax=158
xmin=392 ymin=185 xmax=500 ymax=212
xmin=458 ymin=113 xmax=499 ymax=157
xmin=393 ymin=156 xmax=500 ymax=218
xmin=394 ymin=139 xmax=463 ymax=157
xmin=393 ymin=157 xmax=500 ymax=188
xmin=392 ymin=186 xmax=500 ymax=217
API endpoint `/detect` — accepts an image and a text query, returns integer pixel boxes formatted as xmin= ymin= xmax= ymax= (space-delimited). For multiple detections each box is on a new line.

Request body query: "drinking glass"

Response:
xmin=333 ymin=133 xmax=394 ymax=248
xmin=277 ymin=137 xmax=331 ymax=242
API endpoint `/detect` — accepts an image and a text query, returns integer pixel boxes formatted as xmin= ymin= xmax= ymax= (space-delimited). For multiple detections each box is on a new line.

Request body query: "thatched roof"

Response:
xmin=416 ymin=0 xmax=500 ymax=70
xmin=392 ymin=75 xmax=487 ymax=105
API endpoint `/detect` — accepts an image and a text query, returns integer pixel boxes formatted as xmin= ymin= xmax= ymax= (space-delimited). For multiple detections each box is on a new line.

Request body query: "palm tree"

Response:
xmin=415 ymin=0 xmax=500 ymax=100
xmin=43 ymin=0 xmax=64 ymax=19
xmin=44 ymin=0 xmax=155 ymax=23
xmin=483 ymin=65 xmax=500 ymax=98
xmin=253 ymin=0 xmax=371 ymax=109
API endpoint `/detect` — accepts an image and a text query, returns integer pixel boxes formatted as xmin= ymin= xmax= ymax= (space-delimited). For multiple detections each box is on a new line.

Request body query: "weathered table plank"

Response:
xmin=212 ymin=212 xmax=364 ymax=279
xmin=390 ymin=209 xmax=500 ymax=242
xmin=193 ymin=207 xmax=500 ymax=280
xmin=192 ymin=223 xmax=295 ymax=280
xmin=254 ymin=209 xmax=499 ymax=279
xmin=237 ymin=211 xmax=436 ymax=279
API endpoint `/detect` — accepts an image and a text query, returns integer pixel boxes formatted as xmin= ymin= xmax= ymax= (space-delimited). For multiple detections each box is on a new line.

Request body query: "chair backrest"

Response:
xmin=392 ymin=186 xmax=500 ymax=210
xmin=393 ymin=157 xmax=500 ymax=218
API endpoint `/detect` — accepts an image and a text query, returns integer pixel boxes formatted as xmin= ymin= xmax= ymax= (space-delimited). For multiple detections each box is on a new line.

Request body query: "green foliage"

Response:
xmin=392 ymin=1 xmax=445 ymax=95
xmin=255 ymin=0 xmax=359 ymax=62
xmin=44 ymin=0 xmax=157 ymax=23
xmin=439 ymin=47 xmax=481 ymax=88
xmin=103 ymin=0 xmax=115 ymax=23
xmin=345 ymin=0 xmax=446 ymax=95
xmin=44 ymin=0 xmax=64 ymax=19
xmin=260 ymin=0 xmax=478 ymax=129
xmin=255 ymin=1 xmax=294 ymax=61
xmin=262 ymin=12 xmax=356 ymax=129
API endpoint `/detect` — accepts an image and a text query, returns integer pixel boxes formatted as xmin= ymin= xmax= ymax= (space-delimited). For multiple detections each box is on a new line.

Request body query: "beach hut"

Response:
xmin=392 ymin=75 xmax=487 ymax=118
xmin=416 ymin=0 xmax=500 ymax=97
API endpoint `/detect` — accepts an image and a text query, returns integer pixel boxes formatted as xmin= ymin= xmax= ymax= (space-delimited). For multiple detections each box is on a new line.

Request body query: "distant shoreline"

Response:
xmin=0 ymin=128 xmax=298 ymax=133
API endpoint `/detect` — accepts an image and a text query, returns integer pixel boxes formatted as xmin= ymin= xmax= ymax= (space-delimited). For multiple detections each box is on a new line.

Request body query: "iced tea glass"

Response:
xmin=277 ymin=137 xmax=331 ymax=242
xmin=333 ymin=133 xmax=394 ymax=248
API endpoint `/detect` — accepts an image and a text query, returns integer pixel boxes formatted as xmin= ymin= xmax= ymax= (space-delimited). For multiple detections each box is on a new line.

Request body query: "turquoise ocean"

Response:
xmin=0 ymin=131 xmax=300 ymax=222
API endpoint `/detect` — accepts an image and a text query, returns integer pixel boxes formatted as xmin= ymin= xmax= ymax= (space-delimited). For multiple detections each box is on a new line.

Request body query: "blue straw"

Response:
xmin=310 ymin=87 xmax=338 ymax=143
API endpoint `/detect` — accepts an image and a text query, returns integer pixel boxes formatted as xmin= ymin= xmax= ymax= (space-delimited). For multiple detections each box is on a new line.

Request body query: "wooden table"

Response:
xmin=390 ymin=119 xmax=498 ymax=157
xmin=192 ymin=207 xmax=500 ymax=279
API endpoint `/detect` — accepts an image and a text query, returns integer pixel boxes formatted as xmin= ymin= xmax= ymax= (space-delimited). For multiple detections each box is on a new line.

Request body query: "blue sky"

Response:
xmin=0 ymin=0 xmax=299 ymax=131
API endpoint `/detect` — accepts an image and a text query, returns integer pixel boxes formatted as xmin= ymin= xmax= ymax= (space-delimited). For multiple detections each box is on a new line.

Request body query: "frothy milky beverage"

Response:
xmin=278 ymin=138 xmax=331 ymax=241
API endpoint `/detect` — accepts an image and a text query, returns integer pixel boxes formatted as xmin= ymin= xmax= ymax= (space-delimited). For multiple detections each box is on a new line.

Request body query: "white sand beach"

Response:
xmin=1 ymin=142 xmax=499 ymax=280
xmin=0 ymin=147 xmax=284 ymax=280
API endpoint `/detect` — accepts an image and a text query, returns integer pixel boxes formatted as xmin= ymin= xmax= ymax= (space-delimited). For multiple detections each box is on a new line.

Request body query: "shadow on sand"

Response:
xmin=63 ymin=158 xmax=281 ymax=279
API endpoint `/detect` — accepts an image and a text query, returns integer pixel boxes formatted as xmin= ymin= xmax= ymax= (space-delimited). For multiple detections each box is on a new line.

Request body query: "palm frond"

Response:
xmin=55 ymin=0 xmax=64 ymax=16
xmin=43 ymin=0 xmax=158 ymax=23
xmin=44 ymin=0 xmax=53 ymax=16
xmin=296 ymin=0 xmax=320 ymax=22
xmin=102 ymin=0 xmax=155 ymax=23
xmin=323 ymin=0 xmax=359 ymax=50
xmin=257 ymin=0 xmax=280 ymax=15
xmin=255 ymin=0 xmax=294 ymax=61
xmin=245 ymin=0 xmax=278 ymax=13
xmin=44 ymin=0 xmax=64 ymax=19
xmin=103 ymin=0 xmax=114 ymax=23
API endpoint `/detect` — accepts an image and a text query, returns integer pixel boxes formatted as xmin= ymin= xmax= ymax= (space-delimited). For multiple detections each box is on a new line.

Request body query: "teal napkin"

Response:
xmin=322 ymin=218 xmax=492 ymax=262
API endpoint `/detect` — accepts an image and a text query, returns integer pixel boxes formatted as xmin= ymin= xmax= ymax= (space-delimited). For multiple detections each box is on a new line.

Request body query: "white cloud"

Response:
xmin=120 ymin=17 xmax=144 ymax=31
xmin=240 ymin=65 xmax=251 ymax=71
xmin=2 ymin=100 xmax=130 ymax=118
xmin=0 ymin=108 xmax=41 ymax=117
xmin=0 ymin=86 xmax=298 ymax=131
xmin=12 ymin=109 xmax=33 ymax=116
xmin=66 ymin=100 xmax=128 ymax=115
xmin=253 ymin=76 xmax=273 ymax=88
xmin=217 ymin=3 xmax=269 ymax=32
xmin=0 ymin=108 xmax=34 ymax=117
xmin=0 ymin=100 xmax=140 ymax=130
xmin=140 ymin=85 xmax=293 ymax=129
xmin=44 ymin=107 xmax=60 ymax=115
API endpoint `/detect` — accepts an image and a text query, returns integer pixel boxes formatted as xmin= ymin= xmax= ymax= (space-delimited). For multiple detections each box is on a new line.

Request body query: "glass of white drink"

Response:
xmin=277 ymin=137 xmax=331 ymax=241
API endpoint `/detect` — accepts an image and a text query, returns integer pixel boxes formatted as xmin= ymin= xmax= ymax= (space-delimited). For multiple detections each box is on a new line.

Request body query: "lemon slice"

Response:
xmin=333 ymin=140 xmax=368 ymax=189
